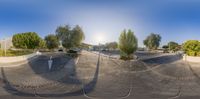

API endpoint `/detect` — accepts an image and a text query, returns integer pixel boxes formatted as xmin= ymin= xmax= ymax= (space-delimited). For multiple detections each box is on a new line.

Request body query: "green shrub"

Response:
xmin=187 ymin=51 xmax=196 ymax=56
xmin=12 ymin=32 xmax=41 ymax=49
xmin=183 ymin=40 xmax=200 ymax=56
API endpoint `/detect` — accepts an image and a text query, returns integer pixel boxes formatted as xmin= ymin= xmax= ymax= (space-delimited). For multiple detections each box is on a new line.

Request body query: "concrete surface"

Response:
xmin=0 ymin=51 xmax=199 ymax=99
xmin=0 ymin=53 xmax=37 ymax=64
xmin=183 ymin=55 xmax=200 ymax=63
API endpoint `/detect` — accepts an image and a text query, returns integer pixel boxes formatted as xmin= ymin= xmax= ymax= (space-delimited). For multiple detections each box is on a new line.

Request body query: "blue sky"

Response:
xmin=0 ymin=0 xmax=200 ymax=46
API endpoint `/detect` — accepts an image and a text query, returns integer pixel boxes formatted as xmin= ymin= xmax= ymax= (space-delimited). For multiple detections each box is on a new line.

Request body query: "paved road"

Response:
xmin=0 ymin=51 xmax=199 ymax=99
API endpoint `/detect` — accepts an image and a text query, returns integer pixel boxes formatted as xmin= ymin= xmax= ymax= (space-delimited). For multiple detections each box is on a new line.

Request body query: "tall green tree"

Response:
xmin=71 ymin=25 xmax=85 ymax=47
xmin=143 ymin=33 xmax=161 ymax=50
xmin=55 ymin=25 xmax=85 ymax=49
xmin=183 ymin=40 xmax=200 ymax=56
xmin=12 ymin=32 xmax=41 ymax=49
xmin=56 ymin=25 xmax=71 ymax=41
xmin=119 ymin=29 xmax=138 ymax=60
xmin=45 ymin=34 xmax=59 ymax=50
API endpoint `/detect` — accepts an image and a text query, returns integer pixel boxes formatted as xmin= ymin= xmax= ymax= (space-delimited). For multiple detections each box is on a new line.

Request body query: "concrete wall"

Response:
xmin=0 ymin=53 xmax=36 ymax=63
xmin=183 ymin=54 xmax=200 ymax=63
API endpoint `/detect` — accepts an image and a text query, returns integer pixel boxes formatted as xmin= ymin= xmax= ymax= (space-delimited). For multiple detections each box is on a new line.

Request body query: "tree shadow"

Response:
xmin=142 ymin=54 xmax=183 ymax=65
xmin=83 ymin=52 xmax=100 ymax=93
xmin=135 ymin=51 xmax=161 ymax=58
xmin=100 ymin=50 xmax=120 ymax=56
xmin=0 ymin=52 xmax=100 ymax=97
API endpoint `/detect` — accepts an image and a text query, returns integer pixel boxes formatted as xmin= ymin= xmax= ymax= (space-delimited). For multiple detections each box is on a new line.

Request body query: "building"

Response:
xmin=0 ymin=37 xmax=13 ymax=49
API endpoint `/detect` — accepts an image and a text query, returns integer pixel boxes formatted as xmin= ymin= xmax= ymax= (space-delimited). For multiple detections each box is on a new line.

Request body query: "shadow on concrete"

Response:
xmin=0 ymin=52 xmax=100 ymax=97
xmin=29 ymin=53 xmax=70 ymax=74
xmin=27 ymin=53 xmax=83 ymax=84
xmin=83 ymin=53 xmax=100 ymax=93
xmin=188 ymin=63 xmax=200 ymax=85
xmin=100 ymin=50 xmax=119 ymax=56
xmin=142 ymin=54 xmax=183 ymax=65
xmin=135 ymin=51 xmax=162 ymax=58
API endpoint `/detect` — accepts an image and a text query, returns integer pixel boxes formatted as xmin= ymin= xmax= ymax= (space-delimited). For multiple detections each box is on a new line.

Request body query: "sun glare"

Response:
xmin=94 ymin=33 xmax=106 ymax=44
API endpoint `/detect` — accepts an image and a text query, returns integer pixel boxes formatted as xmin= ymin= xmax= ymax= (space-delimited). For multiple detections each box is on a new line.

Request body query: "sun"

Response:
xmin=94 ymin=32 xmax=106 ymax=44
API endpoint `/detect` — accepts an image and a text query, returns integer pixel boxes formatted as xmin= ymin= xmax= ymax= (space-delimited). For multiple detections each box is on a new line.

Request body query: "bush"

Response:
xmin=12 ymin=32 xmax=41 ymax=49
xmin=183 ymin=40 xmax=200 ymax=56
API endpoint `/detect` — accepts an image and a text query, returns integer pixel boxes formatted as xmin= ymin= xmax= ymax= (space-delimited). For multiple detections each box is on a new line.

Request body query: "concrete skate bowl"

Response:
xmin=0 ymin=52 xmax=100 ymax=98
xmin=141 ymin=54 xmax=183 ymax=67
xmin=132 ymin=54 xmax=200 ymax=99
xmin=135 ymin=51 xmax=162 ymax=59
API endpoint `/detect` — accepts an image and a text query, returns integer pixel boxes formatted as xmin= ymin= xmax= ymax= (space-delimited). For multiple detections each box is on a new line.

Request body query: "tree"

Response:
xmin=143 ymin=33 xmax=161 ymax=50
xmin=45 ymin=34 xmax=59 ymax=50
xmin=118 ymin=29 xmax=138 ymax=60
xmin=55 ymin=25 xmax=85 ymax=49
xmin=56 ymin=25 xmax=71 ymax=41
xmin=71 ymin=25 xmax=85 ymax=47
xmin=38 ymin=39 xmax=47 ymax=49
xmin=168 ymin=41 xmax=179 ymax=52
xmin=183 ymin=40 xmax=200 ymax=56
xmin=12 ymin=32 xmax=41 ymax=49
xmin=80 ymin=43 xmax=91 ymax=50
xmin=105 ymin=42 xmax=118 ymax=50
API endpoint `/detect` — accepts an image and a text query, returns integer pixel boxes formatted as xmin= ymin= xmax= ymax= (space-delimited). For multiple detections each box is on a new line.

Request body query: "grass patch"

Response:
xmin=0 ymin=49 xmax=33 ymax=57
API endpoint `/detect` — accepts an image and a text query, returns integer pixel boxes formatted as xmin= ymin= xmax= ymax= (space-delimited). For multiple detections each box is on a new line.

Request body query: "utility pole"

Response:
xmin=169 ymin=42 xmax=171 ymax=53
xmin=4 ymin=38 xmax=6 ymax=56
xmin=99 ymin=43 xmax=100 ymax=53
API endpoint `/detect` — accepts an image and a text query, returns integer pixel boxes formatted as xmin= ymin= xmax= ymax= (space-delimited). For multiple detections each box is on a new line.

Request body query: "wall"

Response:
xmin=183 ymin=54 xmax=200 ymax=63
